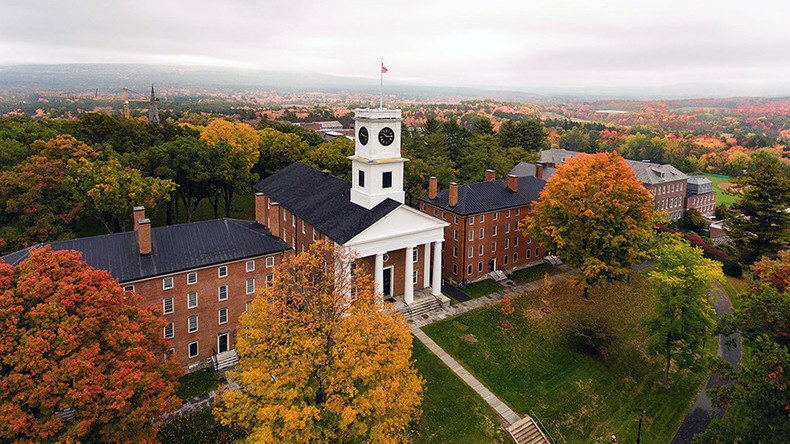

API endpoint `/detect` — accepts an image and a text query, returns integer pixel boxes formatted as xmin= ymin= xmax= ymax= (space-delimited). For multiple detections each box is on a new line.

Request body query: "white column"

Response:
xmin=422 ymin=243 xmax=431 ymax=288
xmin=432 ymin=241 xmax=442 ymax=296
xmin=404 ymin=246 xmax=414 ymax=304
xmin=374 ymin=253 xmax=384 ymax=295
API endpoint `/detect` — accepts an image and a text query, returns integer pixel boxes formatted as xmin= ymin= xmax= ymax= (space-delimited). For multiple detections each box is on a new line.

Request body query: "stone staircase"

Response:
xmin=399 ymin=296 xmax=444 ymax=322
xmin=507 ymin=416 xmax=550 ymax=444
xmin=212 ymin=349 xmax=238 ymax=371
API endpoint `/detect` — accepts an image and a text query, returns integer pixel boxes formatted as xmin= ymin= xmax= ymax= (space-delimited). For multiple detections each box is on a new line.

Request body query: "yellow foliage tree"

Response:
xmin=200 ymin=119 xmax=260 ymax=168
xmin=214 ymin=241 xmax=423 ymax=443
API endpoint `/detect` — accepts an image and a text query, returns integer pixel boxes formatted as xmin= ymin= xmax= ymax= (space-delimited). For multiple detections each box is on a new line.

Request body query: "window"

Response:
xmin=433 ymin=208 xmax=437 ymax=216
xmin=218 ymin=308 xmax=228 ymax=325
xmin=479 ymin=215 xmax=485 ymax=223
xmin=453 ymin=230 xmax=458 ymax=240
xmin=468 ymin=247 xmax=473 ymax=258
xmin=187 ymin=292 xmax=198 ymax=309
xmin=479 ymin=245 xmax=484 ymax=256
xmin=245 ymin=301 xmax=250 ymax=313
xmin=527 ymin=249 xmax=531 ymax=259
xmin=246 ymin=278 xmax=255 ymax=294
xmin=492 ymin=242 xmax=496 ymax=252
xmin=187 ymin=272 xmax=197 ymax=285
xmin=218 ymin=285 xmax=228 ymax=301
xmin=218 ymin=266 xmax=228 ymax=278
xmin=164 ymin=322 xmax=174 ymax=339
xmin=358 ymin=170 xmax=365 ymax=187
xmin=514 ymin=237 xmax=519 ymax=247
xmin=493 ymin=212 xmax=498 ymax=220
xmin=504 ymin=255 xmax=509 ymax=265
xmin=452 ymin=264 xmax=458 ymax=275
xmin=478 ymin=262 xmax=483 ymax=272
xmin=454 ymin=216 xmax=458 ymax=224
xmin=527 ymin=237 xmax=532 ymax=244
xmin=506 ymin=210 xmax=511 ymax=218
xmin=442 ymin=211 xmax=446 ymax=218
xmin=292 ymin=214 xmax=295 ymax=227
xmin=163 ymin=297 xmax=174 ymax=315
xmin=506 ymin=222 xmax=510 ymax=233
xmin=505 ymin=239 xmax=510 ymax=249
xmin=413 ymin=249 xmax=418 ymax=262
xmin=467 ymin=264 xmax=473 ymax=275
xmin=382 ymin=171 xmax=393 ymax=188
xmin=123 ymin=284 xmax=134 ymax=292
xmin=246 ymin=260 xmax=255 ymax=272
xmin=188 ymin=341 xmax=198 ymax=358
xmin=283 ymin=209 xmax=287 ymax=221
xmin=301 ymin=221 xmax=306 ymax=234
xmin=535 ymin=247 xmax=540 ymax=256
xmin=313 ymin=229 xmax=317 ymax=241
xmin=188 ymin=315 xmax=198 ymax=333
xmin=492 ymin=226 xmax=498 ymax=236
xmin=469 ymin=218 xmax=474 ymax=226
xmin=453 ymin=246 xmax=458 ymax=258
xmin=514 ymin=252 xmax=518 ymax=262
xmin=412 ymin=271 xmax=418 ymax=284
xmin=383 ymin=254 xmax=389 ymax=262
xmin=163 ymin=276 xmax=174 ymax=290
xmin=266 ymin=256 xmax=275 ymax=268
xmin=515 ymin=209 xmax=520 ymax=216
xmin=479 ymin=228 xmax=484 ymax=239
xmin=266 ymin=274 xmax=273 ymax=285
xmin=468 ymin=231 xmax=474 ymax=241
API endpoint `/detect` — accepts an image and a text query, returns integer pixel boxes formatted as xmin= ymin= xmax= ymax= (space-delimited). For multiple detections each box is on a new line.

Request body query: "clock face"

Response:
xmin=358 ymin=126 xmax=369 ymax=145
xmin=378 ymin=127 xmax=395 ymax=146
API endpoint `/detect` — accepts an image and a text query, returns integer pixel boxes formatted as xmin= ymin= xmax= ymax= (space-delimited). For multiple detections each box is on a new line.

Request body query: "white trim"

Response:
xmin=217 ymin=266 xmax=228 ymax=278
xmin=162 ymin=297 xmax=174 ymax=315
xmin=217 ymin=332 xmax=230 ymax=353
xmin=162 ymin=276 xmax=174 ymax=290
xmin=188 ymin=341 xmax=199 ymax=358
xmin=245 ymin=260 xmax=255 ymax=272
xmin=382 ymin=265 xmax=394 ymax=297
xmin=186 ymin=272 xmax=197 ymax=285
xmin=218 ymin=307 xmax=228 ymax=325
xmin=187 ymin=291 xmax=198 ymax=309
xmin=218 ymin=285 xmax=228 ymax=301
xmin=188 ymin=315 xmax=198 ymax=333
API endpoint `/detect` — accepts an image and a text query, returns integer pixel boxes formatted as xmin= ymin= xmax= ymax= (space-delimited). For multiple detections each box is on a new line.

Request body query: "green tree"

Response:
xmin=559 ymin=127 xmax=592 ymax=153
xmin=211 ymin=141 xmax=259 ymax=218
xmin=677 ymin=208 xmax=706 ymax=236
xmin=646 ymin=237 xmax=722 ymax=386
xmin=472 ymin=117 xmax=495 ymax=135
xmin=304 ymin=137 xmax=355 ymax=180
xmin=459 ymin=134 xmax=512 ymax=182
xmin=727 ymin=151 xmax=790 ymax=265
xmin=620 ymin=133 xmax=666 ymax=163
xmin=404 ymin=156 xmax=457 ymax=204
xmin=514 ymin=120 xmax=548 ymax=151
xmin=256 ymin=128 xmax=309 ymax=177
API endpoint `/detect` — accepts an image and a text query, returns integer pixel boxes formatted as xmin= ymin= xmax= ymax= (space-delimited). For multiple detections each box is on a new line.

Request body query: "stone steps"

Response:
xmin=507 ymin=416 xmax=550 ymax=444
xmin=213 ymin=349 xmax=238 ymax=371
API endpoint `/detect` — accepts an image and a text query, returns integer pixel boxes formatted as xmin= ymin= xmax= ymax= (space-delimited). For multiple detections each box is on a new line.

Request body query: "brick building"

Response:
xmin=511 ymin=148 xmax=717 ymax=219
xmin=417 ymin=170 xmax=548 ymax=285
xmin=1 ymin=210 xmax=290 ymax=371
xmin=253 ymin=108 xmax=448 ymax=304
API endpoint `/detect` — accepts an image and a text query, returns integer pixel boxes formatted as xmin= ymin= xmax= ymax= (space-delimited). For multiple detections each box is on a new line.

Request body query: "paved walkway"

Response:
xmin=671 ymin=286 xmax=741 ymax=443
xmin=412 ymin=327 xmax=522 ymax=426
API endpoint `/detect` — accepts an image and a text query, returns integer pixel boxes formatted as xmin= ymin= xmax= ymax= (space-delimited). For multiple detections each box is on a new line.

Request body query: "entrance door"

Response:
xmin=217 ymin=333 xmax=229 ymax=354
xmin=489 ymin=258 xmax=496 ymax=272
xmin=382 ymin=267 xmax=393 ymax=297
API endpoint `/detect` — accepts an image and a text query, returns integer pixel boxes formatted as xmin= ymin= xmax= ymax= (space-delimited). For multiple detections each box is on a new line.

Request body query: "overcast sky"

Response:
xmin=1 ymin=0 xmax=788 ymax=93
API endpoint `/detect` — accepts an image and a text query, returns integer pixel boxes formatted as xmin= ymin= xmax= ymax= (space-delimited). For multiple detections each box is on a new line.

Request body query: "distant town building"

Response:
xmin=293 ymin=120 xmax=355 ymax=140
xmin=418 ymin=169 xmax=548 ymax=285
xmin=510 ymin=148 xmax=717 ymax=220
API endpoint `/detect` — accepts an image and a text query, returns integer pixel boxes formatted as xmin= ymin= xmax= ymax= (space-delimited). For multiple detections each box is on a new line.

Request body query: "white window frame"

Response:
xmin=453 ymin=230 xmax=458 ymax=240
xmin=492 ymin=226 xmax=498 ymax=236
xmin=492 ymin=242 xmax=496 ymax=252
xmin=187 ymin=272 xmax=197 ymax=285
xmin=246 ymin=260 xmax=255 ymax=272
xmin=266 ymin=256 xmax=275 ymax=268
xmin=188 ymin=341 xmax=198 ymax=358
xmin=468 ymin=231 xmax=474 ymax=241
xmin=505 ymin=239 xmax=510 ymax=249
xmin=218 ymin=285 xmax=228 ymax=301
xmin=493 ymin=212 xmax=498 ymax=220
xmin=188 ymin=315 xmax=198 ymax=333
xmin=479 ymin=228 xmax=484 ymax=239
xmin=187 ymin=291 xmax=198 ymax=309
xmin=468 ymin=247 xmax=473 ymax=258
xmin=479 ymin=245 xmax=484 ymax=256
xmin=301 ymin=220 xmax=306 ymax=234
xmin=123 ymin=284 xmax=134 ymax=292
xmin=162 ymin=297 xmax=174 ymax=315
xmin=413 ymin=249 xmax=418 ymax=262
xmin=218 ymin=266 xmax=228 ymax=278
xmin=246 ymin=278 xmax=255 ymax=295
xmin=453 ymin=246 xmax=458 ymax=258
xmin=514 ymin=237 xmax=519 ymax=247
xmin=218 ymin=307 xmax=228 ymax=325
xmin=162 ymin=276 xmax=174 ymax=290
xmin=164 ymin=322 xmax=174 ymax=339
xmin=515 ymin=209 xmax=520 ymax=216
xmin=506 ymin=210 xmax=511 ymax=218
xmin=412 ymin=271 xmax=418 ymax=284
xmin=478 ymin=261 xmax=483 ymax=272
xmin=479 ymin=215 xmax=485 ymax=223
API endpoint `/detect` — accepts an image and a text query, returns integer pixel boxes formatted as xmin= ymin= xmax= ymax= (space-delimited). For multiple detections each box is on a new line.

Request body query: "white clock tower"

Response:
xmin=349 ymin=108 xmax=407 ymax=209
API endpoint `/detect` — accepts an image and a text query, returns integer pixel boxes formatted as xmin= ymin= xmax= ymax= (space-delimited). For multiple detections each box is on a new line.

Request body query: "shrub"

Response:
xmin=569 ymin=319 xmax=616 ymax=357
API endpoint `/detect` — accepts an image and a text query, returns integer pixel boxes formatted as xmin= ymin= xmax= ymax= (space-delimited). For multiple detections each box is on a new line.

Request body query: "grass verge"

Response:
xmin=175 ymin=368 xmax=219 ymax=401
xmin=508 ymin=263 xmax=561 ymax=285
xmin=461 ymin=278 xmax=505 ymax=299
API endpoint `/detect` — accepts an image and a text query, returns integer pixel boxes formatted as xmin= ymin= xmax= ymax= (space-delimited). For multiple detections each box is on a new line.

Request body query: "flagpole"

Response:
xmin=379 ymin=57 xmax=383 ymax=109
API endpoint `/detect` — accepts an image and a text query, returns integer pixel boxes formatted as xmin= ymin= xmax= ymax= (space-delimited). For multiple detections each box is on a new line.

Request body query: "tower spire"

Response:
xmin=148 ymin=84 xmax=160 ymax=124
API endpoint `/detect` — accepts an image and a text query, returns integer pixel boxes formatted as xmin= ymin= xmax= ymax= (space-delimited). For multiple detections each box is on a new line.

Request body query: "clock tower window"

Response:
xmin=382 ymin=171 xmax=393 ymax=189
xmin=358 ymin=171 xmax=365 ymax=187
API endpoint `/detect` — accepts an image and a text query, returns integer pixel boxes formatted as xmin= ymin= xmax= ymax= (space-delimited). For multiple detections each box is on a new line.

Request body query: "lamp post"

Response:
xmin=636 ymin=413 xmax=644 ymax=444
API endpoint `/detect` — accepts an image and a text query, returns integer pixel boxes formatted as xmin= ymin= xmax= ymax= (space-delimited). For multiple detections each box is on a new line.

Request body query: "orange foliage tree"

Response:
xmin=523 ymin=151 xmax=655 ymax=298
xmin=0 ymin=247 xmax=181 ymax=442
xmin=214 ymin=241 xmax=423 ymax=443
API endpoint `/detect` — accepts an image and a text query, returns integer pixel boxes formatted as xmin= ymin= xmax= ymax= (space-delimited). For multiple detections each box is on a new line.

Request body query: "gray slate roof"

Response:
xmin=418 ymin=176 xmax=546 ymax=215
xmin=509 ymin=162 xmax=557 ymax=180
xmin=624 ymin=160 xmax=688 ymax=184
xmin=687 ymin=176 xmax=712 ymax=185
xmin=539 ymin=148 xmax=581 ymax=164
xmin=253 ymin=162 xmax=401 ymax=244
xmin=1 ymin=218 xmax=290 ymax=283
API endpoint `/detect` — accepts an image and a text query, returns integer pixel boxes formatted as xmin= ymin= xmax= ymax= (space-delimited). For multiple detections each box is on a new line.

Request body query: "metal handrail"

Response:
xmin=529 ymin=411 xmax=558 ymax=444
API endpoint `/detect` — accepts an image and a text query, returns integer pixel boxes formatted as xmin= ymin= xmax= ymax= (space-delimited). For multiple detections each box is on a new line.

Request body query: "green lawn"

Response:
xmin=462 ymin=278 xmax=506 ymax=299
xmin=508 ymin=263 xmax=561 ymax=285
xmin=157 ymin=407 xmax=244 ymax=444
xmin=704 ymin=174 xmax=740 ymax=207
xmin=175 ymin=368 xmax=219 ymax=401
xmin=410 ymin=339 xmax=510 ymax=443
xmin=423 ymin=273 xmax=712 ymax=443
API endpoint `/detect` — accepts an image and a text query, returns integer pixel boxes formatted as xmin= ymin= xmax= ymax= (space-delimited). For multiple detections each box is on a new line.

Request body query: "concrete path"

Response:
xmin=412 ymin=327 xmax=522 ymax=426
xmin=671 ymin=287 xmax=741 ymax=443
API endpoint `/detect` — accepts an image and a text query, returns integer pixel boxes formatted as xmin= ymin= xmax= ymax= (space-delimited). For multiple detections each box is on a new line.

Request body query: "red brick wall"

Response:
xmin=420 ymin=202 xmax=546 ymax=284
xmin=125 ymin=252 xmax=285 ymax=371
xmin=685 ymin=192 xmax=716 ymax=216
xmin=646 ymin=179 xmax=687 ymax=220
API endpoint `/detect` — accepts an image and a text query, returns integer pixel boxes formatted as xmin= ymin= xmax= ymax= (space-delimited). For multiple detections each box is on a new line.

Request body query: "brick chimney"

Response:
xmin=268 ymin=202 xmax=281 ymax=237
xmin=507 ymin=175 xmax=518 ymax=193
xmin=255 ymin=192 xmax=267 ymax=226
xmin=428 ymin=176 xmax=438 ymax=199
xmin=485 ymin=169 xmax=496 ymax=181
xmin=133 ymin=206 xmax=145 ymax=231
xmin=535 ymin=163 xmax=544 ymax=180
xmin=448 ymin=182 xmax=459 ymax=207
xmin=137 ymin=218 xmax=152 ymax=255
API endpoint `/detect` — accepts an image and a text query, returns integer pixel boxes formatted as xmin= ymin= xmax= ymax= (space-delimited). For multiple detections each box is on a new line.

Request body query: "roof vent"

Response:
xmin=322 ymin=169 xmax=331 ymax=176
